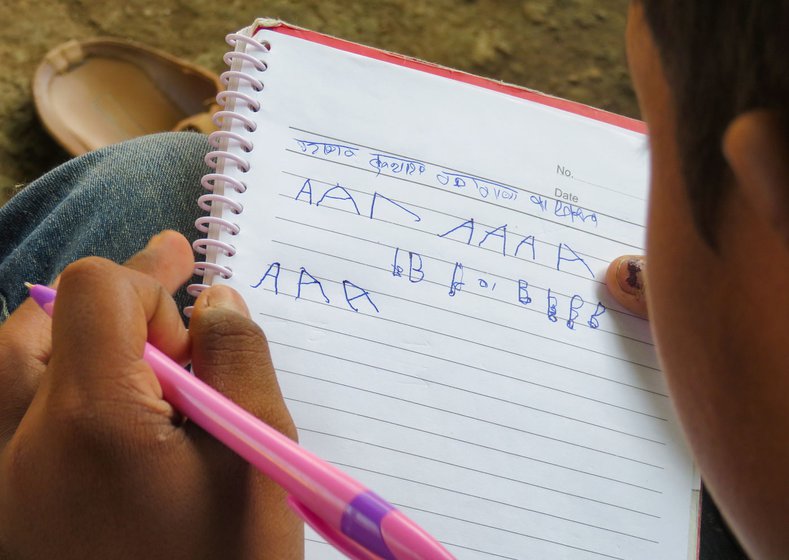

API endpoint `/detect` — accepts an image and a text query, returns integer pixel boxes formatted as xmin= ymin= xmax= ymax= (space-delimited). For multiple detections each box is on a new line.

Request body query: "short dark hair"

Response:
xmin=639 ymin=1 xmax=789 ymax=247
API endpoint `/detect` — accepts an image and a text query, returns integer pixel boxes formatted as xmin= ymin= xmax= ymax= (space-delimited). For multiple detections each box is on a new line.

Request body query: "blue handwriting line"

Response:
xmin=369 ymin=153 xmax=426 ymax=177
xmin=274 ymin=209 xmax=652 ymax=331
xmin=436 ymin=171 xmax=518 ymax=203
xmin=295 ymin=138 xmax=358 ymax=158
xmin=270 ymin=235 xmax=661 ymax=369
xmin=287 ymin=125 xmax=647 ymax=231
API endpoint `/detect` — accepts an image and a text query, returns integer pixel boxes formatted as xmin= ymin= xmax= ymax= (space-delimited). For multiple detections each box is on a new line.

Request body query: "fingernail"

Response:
xmin=204 ymin=285 xmax=250 ymax=318
xmin=616 ymin=257 xmax=646 ymax=296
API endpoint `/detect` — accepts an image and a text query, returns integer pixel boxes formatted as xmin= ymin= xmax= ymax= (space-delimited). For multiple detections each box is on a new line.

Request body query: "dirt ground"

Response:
xmin=0 ymin=0 xmax=635 ymax=206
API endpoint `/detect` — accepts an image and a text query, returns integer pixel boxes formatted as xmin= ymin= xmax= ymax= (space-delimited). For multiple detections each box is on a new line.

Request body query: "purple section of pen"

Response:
xmin=341 ymin=491 xmax=396 ymax=560
xmin=26 ymin=283 xmax=55 ymax=311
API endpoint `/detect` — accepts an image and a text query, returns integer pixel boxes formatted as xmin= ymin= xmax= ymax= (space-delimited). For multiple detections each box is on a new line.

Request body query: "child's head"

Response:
xmin=626 ymin=2 xmax=789 ymax=558
xmin=637 ymin=0 xmax=789 ymax=246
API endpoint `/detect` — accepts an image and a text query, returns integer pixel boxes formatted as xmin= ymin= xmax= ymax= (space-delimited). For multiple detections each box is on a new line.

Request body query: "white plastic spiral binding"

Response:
xmin=185 ymin=32 xmax=271 ymax=316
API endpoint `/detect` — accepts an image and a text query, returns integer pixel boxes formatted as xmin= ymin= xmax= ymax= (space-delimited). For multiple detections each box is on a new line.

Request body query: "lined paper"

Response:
xmin=211 ymin=26 xmax=696 ymax=559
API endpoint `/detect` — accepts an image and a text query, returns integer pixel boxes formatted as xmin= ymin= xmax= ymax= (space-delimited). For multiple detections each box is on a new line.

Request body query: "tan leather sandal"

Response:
xmin=33 ymin=38 xmax=222 ymax=156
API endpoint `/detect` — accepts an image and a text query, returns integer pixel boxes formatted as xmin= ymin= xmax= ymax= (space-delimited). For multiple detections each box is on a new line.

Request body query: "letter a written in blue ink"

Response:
xmin=439 ymin=218 xmax=474 ymax=245
xmin=317 ymin=184 xmax=360 ymax=215
xmin=514 ymin=235 xmax=536 ymax=260
xmin=251 ymin=262 xmax=281 ymax=294
xmin=295 ymin=178 xmax=313 ymax=204
xmin=343 ymin=280 xmax=380 ymax=313
xmin=478 ymin=224 xmax=507 ymax=256
xmin=297 ymin=267 xmax=330 ymax=303
xmin=556 ymin=243 xmax=594 ymax=279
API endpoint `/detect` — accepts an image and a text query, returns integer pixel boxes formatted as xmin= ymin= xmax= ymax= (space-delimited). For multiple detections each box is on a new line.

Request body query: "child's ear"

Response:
xmin=722 ymin=109 xmax=789 ymax=246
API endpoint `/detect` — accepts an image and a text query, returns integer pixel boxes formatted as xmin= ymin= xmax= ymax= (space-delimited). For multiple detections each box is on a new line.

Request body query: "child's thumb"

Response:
xmin=188 ymin=285 xmax=297 ymax=442
xmin=605 ymin=256 xmax=649 ymax=319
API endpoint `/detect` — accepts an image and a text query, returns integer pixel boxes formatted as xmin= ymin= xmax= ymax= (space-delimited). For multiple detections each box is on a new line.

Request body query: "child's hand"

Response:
xmin=605 ymin=255 xmax=648 ymax=318
xmin=0 ymin=231 xmax=303 ymax=559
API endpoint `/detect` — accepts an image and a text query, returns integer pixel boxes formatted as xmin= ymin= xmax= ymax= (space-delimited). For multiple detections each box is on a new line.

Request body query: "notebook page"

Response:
xmin=212 ymin=26 xmax=696 ymax=560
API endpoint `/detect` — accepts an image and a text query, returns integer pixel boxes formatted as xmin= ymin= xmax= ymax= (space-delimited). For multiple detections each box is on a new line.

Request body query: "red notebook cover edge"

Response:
xmin=252 ymin=19 xmax=647 ymax=135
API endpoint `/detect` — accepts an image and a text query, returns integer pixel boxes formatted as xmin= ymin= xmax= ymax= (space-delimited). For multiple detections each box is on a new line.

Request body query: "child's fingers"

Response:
xmin=123 ymin=230 xmax=194 ymax=295
xmin=0 ymin=298 xmax=52 ymax=444
xmin=0 ymin=231 xmax=192 ymax=446
xmin=185 ymin=285 xmax=302 ymax=555
xmin=187 ymin=285 xmax=296 ymax=442
xmin=121 ymin=231 xmax=193 ymax=360
xmin=605 ymin=255 xmax=649 ymax=319
xmin=41 ymin=248 xmax=190 ymax=432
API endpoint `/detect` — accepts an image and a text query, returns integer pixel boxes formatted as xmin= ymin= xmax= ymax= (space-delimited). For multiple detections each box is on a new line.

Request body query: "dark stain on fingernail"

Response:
xmin=626 ymin=260 xmax=643 ymax=291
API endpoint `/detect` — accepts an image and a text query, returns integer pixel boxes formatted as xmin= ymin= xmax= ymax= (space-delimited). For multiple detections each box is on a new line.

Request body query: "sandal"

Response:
xmin=33 ymin=38 xmax=222 ymax=157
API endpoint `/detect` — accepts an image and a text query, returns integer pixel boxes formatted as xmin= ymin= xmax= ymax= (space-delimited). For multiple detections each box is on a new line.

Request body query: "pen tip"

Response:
xmin=24 ymin=282 xmax=34 ymax=290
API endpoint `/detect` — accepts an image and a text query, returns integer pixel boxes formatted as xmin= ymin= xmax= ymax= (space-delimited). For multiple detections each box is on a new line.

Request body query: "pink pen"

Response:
xmin=27 ymin=283 xmax=455 ymax=560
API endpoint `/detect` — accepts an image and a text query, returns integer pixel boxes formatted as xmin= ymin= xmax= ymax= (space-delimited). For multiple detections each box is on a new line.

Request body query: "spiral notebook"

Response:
xmin=189 ymin=19 xmax=700 ymax=560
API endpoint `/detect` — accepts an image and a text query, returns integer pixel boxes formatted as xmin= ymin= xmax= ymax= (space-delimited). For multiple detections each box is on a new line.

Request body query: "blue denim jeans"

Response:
xmin=0 ymin=132 xmax=209 ymax=322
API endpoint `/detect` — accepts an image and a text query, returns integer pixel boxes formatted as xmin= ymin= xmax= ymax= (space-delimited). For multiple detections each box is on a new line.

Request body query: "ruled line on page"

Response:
xmin=329 ymin=459 xmax=660 ymax=543
xmin=281 ymin=367 xmax=665 ymax=445
xmin=262 ymin=307 xmax=667 ymax=399
xmin=272 ymin=340 xmax=665 ymax=424
xmin=436 ymin=540 xmax=520 ymax=560
xmin=378 ymin=502 xmax=631 ymax=560
xmin=571 ymin=173 xmax=646 ymax=201
xmin=283 ymin=370 xmax=663 ymax=468
xmin=304 ymin=462 xmax=648 ymax=560
xmin=297 ymin=426 xmax=660 ymax=517
xmin=307 ymin=537 xmax=523 ymax=560
xmin=269 ymin=340 xmax=667 ymax=421
xmin=286 ymin=396 xmax=663 ymax=491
